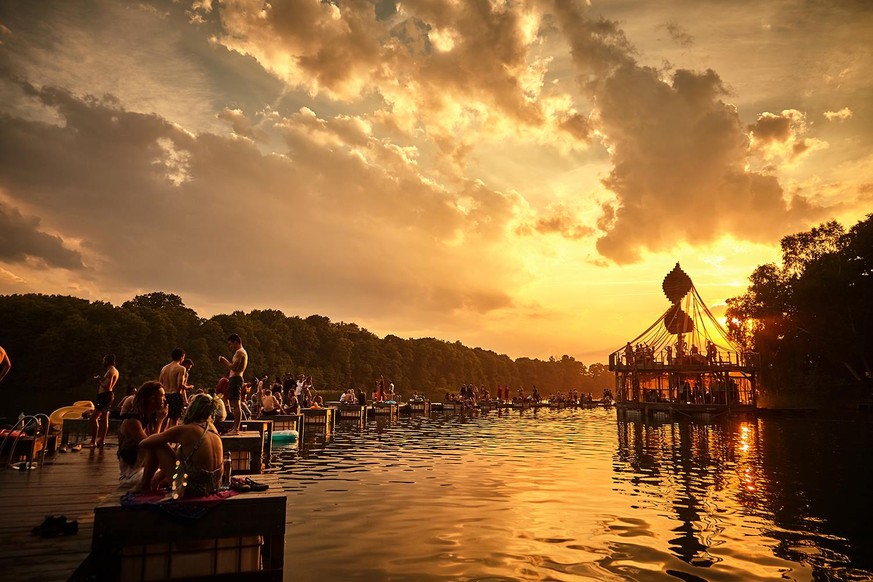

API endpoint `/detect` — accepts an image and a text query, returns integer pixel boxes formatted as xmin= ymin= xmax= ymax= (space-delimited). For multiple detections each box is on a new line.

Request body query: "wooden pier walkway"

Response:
xmin=0 ymin=444 xmax=286 ymax=581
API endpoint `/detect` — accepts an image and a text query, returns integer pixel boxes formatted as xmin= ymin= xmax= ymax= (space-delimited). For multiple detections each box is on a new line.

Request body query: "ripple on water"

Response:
xmin=272 ymin=409 xmax=873 ymax=581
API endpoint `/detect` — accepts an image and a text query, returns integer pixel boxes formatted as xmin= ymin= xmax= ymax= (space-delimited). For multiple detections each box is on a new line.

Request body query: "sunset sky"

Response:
xmin=1 ymin=0 xmax=871 ymax=364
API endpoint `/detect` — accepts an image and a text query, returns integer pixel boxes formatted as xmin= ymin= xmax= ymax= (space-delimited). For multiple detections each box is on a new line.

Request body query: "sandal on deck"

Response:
xmin=32 ymin=516 xmax=78 ymax=538
xmin=230 ymin=478 xmax=250 ymax=493
xmin=244 ymin=478 xmax=269 ymax=492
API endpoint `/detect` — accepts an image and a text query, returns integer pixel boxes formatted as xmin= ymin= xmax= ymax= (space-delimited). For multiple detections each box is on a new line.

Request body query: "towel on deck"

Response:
xmin=120 ymin=490 xmax=238 ymax=523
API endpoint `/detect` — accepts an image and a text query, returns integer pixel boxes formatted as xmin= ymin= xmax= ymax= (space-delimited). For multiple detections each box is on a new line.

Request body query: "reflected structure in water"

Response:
xmin=614 ymin=416 xmax=873 ymax=580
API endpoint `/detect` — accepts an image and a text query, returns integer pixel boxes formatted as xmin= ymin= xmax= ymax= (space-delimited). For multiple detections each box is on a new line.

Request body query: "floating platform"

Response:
xmin=408 ymin=401 xmax=431 ymax=415
xmin=371 ymin=402 xmax=399 ymax=418
xmin=301 ymin=407 xmax=336 ymax=435
xmin=335 ymin=404 xmax=367 ymax=424
xmin=220 ymin=431 xmax=264 ymax=474
xmin=216 ymin=419 xmax=276 ymax=461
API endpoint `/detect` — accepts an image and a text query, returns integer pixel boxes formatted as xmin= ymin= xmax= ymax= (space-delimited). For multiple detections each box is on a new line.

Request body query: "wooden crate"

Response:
xmin=220 ymin=432 xmax=264 ymax=474
xmin=90 ymin=482 xmax=285 ymax=581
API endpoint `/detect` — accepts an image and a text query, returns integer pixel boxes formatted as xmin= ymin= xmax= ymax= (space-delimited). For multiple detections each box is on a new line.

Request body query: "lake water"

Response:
xmin=271 ymin=408 xmax=873 ymax=581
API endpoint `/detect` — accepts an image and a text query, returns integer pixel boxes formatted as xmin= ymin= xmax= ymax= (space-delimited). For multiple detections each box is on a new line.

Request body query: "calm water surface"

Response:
xmin=271 ymin=408 xmax=873 ymax=581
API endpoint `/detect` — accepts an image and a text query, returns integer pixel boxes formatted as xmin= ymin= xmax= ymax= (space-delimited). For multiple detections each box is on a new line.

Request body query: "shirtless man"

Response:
xmin=0 ymin=345 xmax=11 ymax=384
xmin=159 ymin=348 xmax=188 ymax=428
xmin=218 ymin=334 xmax=247 ymax=435
xmin=181 ymin=358 xmax=195 ymax=392
xmin=89 ymin=354 xmax=120 ymax=447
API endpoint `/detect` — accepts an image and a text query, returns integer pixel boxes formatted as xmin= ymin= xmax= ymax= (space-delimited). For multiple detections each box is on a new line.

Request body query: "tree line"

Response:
xmin=0 ymin=292 xmax=611 ymax=418
xmin=726 ymin=213 xmax=873 ymax=403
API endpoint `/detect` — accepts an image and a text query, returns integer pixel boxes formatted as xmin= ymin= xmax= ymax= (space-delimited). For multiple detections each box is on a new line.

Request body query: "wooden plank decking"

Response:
xmin=0 ymin=447 xmax=120 ymax=582
xmin=0 ymin=443 xmax=287 ymax=581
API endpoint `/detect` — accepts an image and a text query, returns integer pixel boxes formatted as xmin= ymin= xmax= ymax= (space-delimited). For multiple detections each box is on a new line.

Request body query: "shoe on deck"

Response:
xmin=245 ymin=478 xmax=269 ymax=492
xmin=32 ymin=516 xmax=78 ymax=538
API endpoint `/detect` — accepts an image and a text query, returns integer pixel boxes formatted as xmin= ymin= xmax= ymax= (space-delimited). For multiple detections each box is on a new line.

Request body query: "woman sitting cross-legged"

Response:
xmin=137 ymin=393 xmax=224 ymax=498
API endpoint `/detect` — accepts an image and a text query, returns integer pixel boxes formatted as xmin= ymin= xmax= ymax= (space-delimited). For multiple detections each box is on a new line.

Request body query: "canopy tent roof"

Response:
xmin=610 ymin=264 xmax=742 ymax=359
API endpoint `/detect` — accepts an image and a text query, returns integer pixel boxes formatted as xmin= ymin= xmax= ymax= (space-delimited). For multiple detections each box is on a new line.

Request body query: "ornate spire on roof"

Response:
xmin=662 ymin=262 xmax=692 ymax=304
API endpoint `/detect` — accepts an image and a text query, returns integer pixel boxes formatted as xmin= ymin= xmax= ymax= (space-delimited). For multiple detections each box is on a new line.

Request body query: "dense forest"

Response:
xmin=0 ymin=293 xmax=610 ymax=418
xmin=726 ymin=213 xmax=873 ymax=405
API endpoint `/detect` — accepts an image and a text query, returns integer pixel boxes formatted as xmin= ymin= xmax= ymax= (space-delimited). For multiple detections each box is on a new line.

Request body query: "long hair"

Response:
xmin=131 ymin=381 xmax=163 ymax=431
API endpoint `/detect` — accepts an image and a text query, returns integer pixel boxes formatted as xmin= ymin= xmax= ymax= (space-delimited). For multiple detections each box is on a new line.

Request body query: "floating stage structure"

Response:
xmin=608 ymin=264 xmax=759 ymax=420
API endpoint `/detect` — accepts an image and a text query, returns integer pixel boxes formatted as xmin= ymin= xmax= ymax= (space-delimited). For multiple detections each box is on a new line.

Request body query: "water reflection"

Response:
xmin=614 ymin=416 xmax=873 ymax=581
xmin=274 ymin=410 xmax=872 ymax=581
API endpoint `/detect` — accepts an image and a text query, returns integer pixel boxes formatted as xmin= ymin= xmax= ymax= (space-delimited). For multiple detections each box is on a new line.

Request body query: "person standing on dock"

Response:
xmin=159 ymin=348 xmax=188 ymax=428
xmin=88 ymin=354 xmax=120 ymax=447
xmin=219 ymin=333 xmax=248 ymax=435
xmin=182 ymin=358 xmax=195 ymax=392
xmin=0 ymin=344 xmax=10 ymax=384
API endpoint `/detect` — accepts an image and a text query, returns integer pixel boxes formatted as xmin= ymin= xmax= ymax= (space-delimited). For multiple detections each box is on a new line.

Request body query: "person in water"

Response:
xmin=117 ymin=381 xmax=168 ymax=487
xmin=136 ymin=393 xmax=224 ymax=497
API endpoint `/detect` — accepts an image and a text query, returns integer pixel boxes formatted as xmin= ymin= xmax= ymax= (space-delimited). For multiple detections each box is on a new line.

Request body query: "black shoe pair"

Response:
xmin=32 ymin=515 xmax=78 ymax=538
xmin=244 ymin=477 xmax=269 ymax=492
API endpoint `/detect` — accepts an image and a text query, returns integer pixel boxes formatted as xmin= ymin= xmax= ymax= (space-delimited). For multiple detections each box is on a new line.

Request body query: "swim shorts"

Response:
xmin=228 ymin=376 xmax=243 ymax=401
xmin=95 ymin=391 xmax=115 ymax=412
xmin=166 ymin=392 xmax=184 ymax=419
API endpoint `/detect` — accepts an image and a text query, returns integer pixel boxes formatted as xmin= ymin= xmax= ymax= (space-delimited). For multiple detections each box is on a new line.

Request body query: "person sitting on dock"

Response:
xmin=117 ymin=381 xmax=168 ymax=487
xmin=117 ymin=383 xmax=137 ymax=416
xmin=136 ymin=393 xmax=223 ymax=497
xmin=284 ymin=391 xmax=300 ymax=414
xmin=355 ymin=387 xmax=367 ymax=406
xmin=260 ymin=388 xmax=280 ymax=416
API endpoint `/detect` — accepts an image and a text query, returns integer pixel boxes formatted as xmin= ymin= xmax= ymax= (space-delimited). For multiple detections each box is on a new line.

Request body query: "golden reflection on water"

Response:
xmin=612 ymin=417 xmax=816 ymax=581
xmin=277 ymin=410 xmax=870 ymax=581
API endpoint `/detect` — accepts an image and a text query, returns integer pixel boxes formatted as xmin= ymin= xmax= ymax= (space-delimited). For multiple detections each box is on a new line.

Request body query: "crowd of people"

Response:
xmin=443 ymin=384 xmax=609 ymax=408
xmin=83 ymin=334 xmax=252 ymax=497
xmin=47 ymin=334 xmax=615 ymax=497
xmin=621 ymin=338 xmax=726 ymax=368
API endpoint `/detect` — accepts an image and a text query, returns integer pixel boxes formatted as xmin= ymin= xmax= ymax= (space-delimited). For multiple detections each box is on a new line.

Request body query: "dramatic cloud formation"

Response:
xmin=0 ymin=200 xmax=84 ymax=269
xmin=0 ymin=0 xmax=870 ymax=359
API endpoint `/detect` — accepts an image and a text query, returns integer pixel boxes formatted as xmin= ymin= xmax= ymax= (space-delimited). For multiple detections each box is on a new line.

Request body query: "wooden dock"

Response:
xmin=0 ymin=443 xmax=287 ymax=581
xmin=0 ymin=447 xmax=125 ymax=581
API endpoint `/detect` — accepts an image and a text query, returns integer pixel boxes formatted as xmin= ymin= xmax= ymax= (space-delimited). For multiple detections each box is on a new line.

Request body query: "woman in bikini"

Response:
xmin=137 ymin=393 xmax=224 ymax=497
